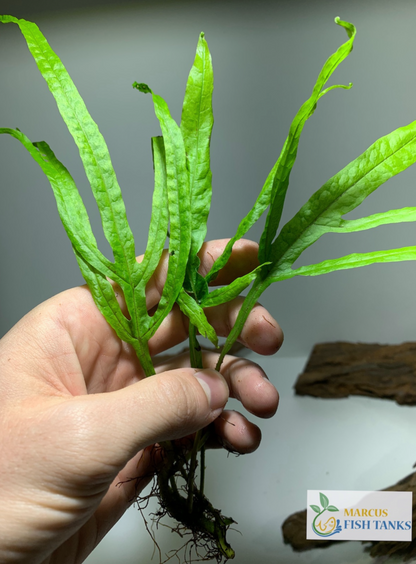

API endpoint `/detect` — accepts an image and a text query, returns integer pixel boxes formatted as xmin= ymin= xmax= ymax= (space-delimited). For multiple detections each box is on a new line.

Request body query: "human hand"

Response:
xmin=0 ymin=239 xmax=282 ymax=564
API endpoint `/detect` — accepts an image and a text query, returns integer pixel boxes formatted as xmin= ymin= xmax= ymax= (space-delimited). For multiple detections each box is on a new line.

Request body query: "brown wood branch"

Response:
xmin=295 ymin=342 xmax=416 ymax=405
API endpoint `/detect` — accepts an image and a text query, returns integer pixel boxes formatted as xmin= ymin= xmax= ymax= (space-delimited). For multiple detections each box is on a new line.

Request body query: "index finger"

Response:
xmin=198 ymin=238 xmax=259 ymax=285
xmin=143 ymin=238 xmax=259 ymax=311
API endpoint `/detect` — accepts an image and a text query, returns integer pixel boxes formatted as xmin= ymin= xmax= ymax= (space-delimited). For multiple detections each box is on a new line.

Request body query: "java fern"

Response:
xmin=1 ymin=14 xmax=415 ymax=562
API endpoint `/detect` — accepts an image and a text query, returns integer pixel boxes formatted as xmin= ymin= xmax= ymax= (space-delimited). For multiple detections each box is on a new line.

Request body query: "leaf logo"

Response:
xmin=310 ymin=493 xmax=342 ymax=537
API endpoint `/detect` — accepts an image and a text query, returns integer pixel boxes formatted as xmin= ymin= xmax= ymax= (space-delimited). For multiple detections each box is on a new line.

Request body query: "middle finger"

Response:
xmin=149 ymin=298 xmax=283 ymax=358
xmin=155 ymin=351 xmax=279 ymax=420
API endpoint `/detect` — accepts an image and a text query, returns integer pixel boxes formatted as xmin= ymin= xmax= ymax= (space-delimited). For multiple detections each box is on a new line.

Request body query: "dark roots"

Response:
xmin=127 ymin=440 xmax=236 ymax=563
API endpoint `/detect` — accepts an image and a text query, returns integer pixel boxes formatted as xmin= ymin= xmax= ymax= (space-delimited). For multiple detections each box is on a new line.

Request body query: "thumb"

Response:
xmin=76 ymin=368 xmax=229 ymax=470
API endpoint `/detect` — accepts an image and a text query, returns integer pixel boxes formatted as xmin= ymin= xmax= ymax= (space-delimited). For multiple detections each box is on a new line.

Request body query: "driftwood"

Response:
xmin=284 ymin=342 xmax=416 ymax=559
xmin=282 ymin=469 xmax=416 ymax=560
xmin=294 ymin=342 xmax=416 ymax=405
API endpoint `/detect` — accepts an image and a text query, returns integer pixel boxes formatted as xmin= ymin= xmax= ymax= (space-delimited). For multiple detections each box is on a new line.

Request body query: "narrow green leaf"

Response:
xmin=327 ymin=505 xmax=339 ymax=512
xmin=259 ymin=17 xmax=355 ymax=262
xmin=177 ymin=289 xmax=218 ymax=347
xmin=268 ymin=120 xmax=416 ymax=276
xmin=180 ymin=31 xmax=214 ymax=266
xmin=140 ymin=137 xmax=169 ymax=286
xmin=335 ymin=207 xmax=416 ymax=233
xmin=75 ymin=250 xmax=134 ymax=344
xmin=276 ymin=247 xmax=416 ymax=280
xmin=310 ymin=505 xmax=321 ymax=514
xmin=201 ymin=264 xmax=268 ymax=308
xmin=0 ymin=16 xmax=139 ymax=281
xmin=320 ymin=493 xmax=329 ymax=510
xmin=206 ymin=18 xmax=355 ymax=283
xmin=319 ymin=83 xmax=354 ymax=98
xmin=0 ymin=127 xmax=117 ymax=280
xmin=133 ymin=83 xmax=192 ymax=339
xmin=133 ymin=136 xmax=169 ymax=329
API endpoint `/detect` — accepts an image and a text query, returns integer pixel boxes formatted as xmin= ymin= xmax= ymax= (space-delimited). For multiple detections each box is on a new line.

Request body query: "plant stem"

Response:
xmin=189 ymin=321 xmax=203 ymax=369
xmin=215 ymin=275 xmax=270 ymax=371
xmin=187 ymin=322 xmax=203 ymax=512
xmin=132 ymin=338 xmax=155 ymax=376
xmin=200 ymin=445 xmax=206 ymax=494
xmin=187 ymin=429 xmax=201 ymax=513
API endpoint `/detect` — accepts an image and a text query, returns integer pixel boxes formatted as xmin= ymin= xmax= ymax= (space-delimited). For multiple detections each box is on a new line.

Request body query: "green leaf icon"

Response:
xmin=327 ymin=505 xmax=339 ymax=512
xmin=320 ymin=493 xmax=329 ymax=509
xmin=310 ymin=505 xmax=321 ymax=514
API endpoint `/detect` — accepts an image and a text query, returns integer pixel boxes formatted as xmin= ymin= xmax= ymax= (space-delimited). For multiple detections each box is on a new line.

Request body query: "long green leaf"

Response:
xmin=133 ymin=136 xmax=169 ymax=329
xmin=180 ymin=32 xmax=214 ymax=271
xmin=333 ymin=207 xmax=416 ymax=232
xmin=259 ymin=17 xmax=355 ymax=262
xmin=0 ymin=16 xmax=139 ymax=282
xmin=268 ymin=120 xmax=416 ymax=276
xmin=277 ymin=247 xmax=416 ymax=280
xmin=205 ymin=17 xmax=355 ymax=283
xmin=133 ymin=83 xmax=192 ymax=339
xmin=145 ymin=137 xmax=169 ymax=279
xmin=0 ymin=127 xmax=117 ymax=279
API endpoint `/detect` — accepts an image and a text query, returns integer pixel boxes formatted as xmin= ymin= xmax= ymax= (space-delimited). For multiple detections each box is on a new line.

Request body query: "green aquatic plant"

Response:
xmin=1 ymin=14 xmax=416 ymax=562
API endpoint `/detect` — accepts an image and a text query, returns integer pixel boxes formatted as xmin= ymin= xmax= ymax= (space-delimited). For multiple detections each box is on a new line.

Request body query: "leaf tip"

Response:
xmin=132 ymin=81 xmax=152 ymax=94
xmin=0 ymin=14 xmax=19 ymax=24
xmin=334 ymin=16 xmax=356 ymax=39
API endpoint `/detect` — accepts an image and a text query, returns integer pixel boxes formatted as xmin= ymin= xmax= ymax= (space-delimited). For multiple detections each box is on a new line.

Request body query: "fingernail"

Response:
xmin=194 ymin=369 xmax=228 ymax=411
